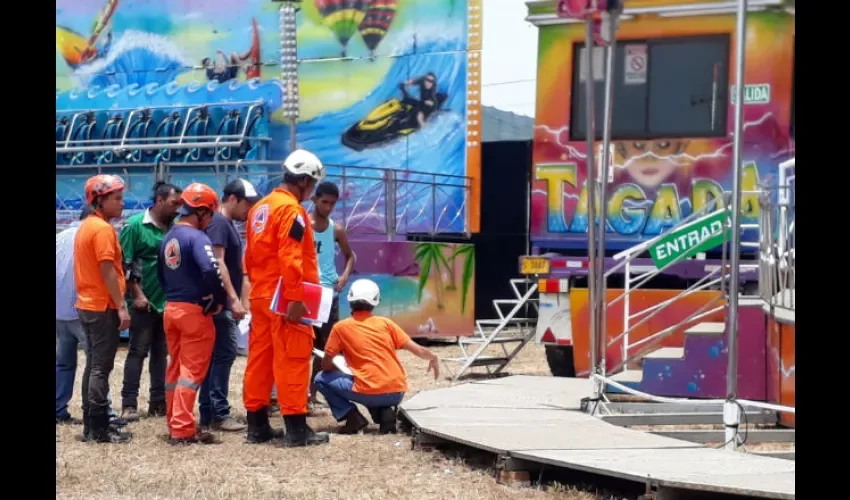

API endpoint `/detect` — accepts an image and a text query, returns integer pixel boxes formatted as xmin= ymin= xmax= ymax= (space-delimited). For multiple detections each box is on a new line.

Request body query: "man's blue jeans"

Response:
xmin=199 ymin=311 xmax=239 ymax=425
xmin=56 ymin=319 xmax=115 ymax=419
xmin=314 ymin=370 xmax=404 ymax=422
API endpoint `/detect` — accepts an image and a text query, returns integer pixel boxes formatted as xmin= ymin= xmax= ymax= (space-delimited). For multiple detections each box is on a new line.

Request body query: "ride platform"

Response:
xmin=400 ymin=376 xmax=795 ymax=499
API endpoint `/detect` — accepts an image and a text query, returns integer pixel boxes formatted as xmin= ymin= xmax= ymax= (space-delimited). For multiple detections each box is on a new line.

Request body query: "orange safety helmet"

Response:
xmin=179 ymin=182 xmax=219 ymax=213
xmin=84 ymin=174 xmax=126 ymax=204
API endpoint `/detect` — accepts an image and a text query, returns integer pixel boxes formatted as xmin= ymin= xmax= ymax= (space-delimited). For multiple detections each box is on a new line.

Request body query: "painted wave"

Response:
xmin=70 ymin=30 xmax=193 ymax=89
xmin=56 ymin=25 xmax=471 ymax=234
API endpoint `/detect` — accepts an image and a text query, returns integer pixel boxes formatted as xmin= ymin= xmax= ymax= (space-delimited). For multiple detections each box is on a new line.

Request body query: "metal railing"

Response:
xmin=601 ymin=196 xmax=732 ymax=376
xmin=56 ymin=101 xmax=270 ymax=165
xmin=55 ymin=160 xmax=472 ymax=237
xmin=599 ymin=188 xmax=768 ymax=376
xmin=759 ymin=157 xmax=795 ymax=313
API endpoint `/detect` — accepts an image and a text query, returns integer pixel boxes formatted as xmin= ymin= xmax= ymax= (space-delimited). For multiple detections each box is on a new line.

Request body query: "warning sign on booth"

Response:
xmin=624 ymin=44 xmax=648 ymax=85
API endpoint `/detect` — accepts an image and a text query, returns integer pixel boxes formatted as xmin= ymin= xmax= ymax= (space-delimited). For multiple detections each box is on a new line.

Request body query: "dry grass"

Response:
xmin=57 ymin=342 xmax=599 ymax=500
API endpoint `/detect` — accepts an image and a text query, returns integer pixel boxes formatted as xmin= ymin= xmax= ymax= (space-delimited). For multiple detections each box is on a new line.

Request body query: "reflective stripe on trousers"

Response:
xmin=163 ymin=302 xmax=215 ymax=439
xmin=243 ymin=299 xmax=313 ymax=415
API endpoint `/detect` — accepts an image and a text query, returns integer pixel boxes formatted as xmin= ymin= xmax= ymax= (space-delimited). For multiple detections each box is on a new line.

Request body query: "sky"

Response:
xmin=481 ymin=0 xmax=538 ymax=118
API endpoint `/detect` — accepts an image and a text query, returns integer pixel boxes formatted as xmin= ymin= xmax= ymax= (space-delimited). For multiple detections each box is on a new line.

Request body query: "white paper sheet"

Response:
xmin=312 ymin=348 xmax=353 ymax=376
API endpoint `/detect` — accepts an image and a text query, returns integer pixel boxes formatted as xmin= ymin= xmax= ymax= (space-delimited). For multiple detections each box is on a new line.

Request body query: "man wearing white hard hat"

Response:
xmin=243 ymin=149 xmax=330 ymax=447
xmin=314 ymin=278 xmax=440 ymax=435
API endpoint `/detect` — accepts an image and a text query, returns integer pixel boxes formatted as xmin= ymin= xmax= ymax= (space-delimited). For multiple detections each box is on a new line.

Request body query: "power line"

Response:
xmin=481 ymin=78 xmax=536 ymax=88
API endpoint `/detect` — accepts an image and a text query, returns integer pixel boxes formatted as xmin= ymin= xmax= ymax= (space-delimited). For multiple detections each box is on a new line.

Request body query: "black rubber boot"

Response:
xmin=147 ymin=401 xmax=167 ymax=418
xmin=282 ymin=415 xmax=330 ymax=447
xmin=246 ymin=409 xmax=284 ymax=444
xmin=89 ymin=413 xmax=131 ymax=444
xmin=338 ymin=408 xmax=369 ymax=435
xmin=81 ymin=412 xmax=91 ymax=441
xmin=377 ymin=407 xmax=398 ymax=435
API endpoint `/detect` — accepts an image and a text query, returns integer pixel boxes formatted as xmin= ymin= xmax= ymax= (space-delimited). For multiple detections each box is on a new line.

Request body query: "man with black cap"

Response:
xmin=198 ymin=178 xmax=261 ymax=432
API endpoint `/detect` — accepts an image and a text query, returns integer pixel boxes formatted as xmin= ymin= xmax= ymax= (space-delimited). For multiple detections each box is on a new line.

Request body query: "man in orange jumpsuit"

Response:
xmin=243 ymin=149 xmax=330 ymax=447
xmin=156 ymin=183 xmax=228 ymax=445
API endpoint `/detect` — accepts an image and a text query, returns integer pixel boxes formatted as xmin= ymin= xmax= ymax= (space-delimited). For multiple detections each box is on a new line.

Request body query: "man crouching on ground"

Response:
xmin=314 ymin=279 xmax=440 ymax=434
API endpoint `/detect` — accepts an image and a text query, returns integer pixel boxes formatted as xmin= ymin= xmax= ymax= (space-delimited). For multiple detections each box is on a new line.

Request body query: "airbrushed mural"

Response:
xmin=337 ymin=241 xmax=475 ymax=337
xmin=55 ymin=0 xmax=482 ymax=234
xmin=531 ymin=12 xmax=794 ymax=249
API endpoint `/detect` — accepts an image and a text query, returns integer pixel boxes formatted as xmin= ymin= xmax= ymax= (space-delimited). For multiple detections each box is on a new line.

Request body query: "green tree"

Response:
xmin=449 ymin=244 xmax=475 ymax=314
xmin=413 ymin=242 xmax=450 ymax=310
xmin=445 ymin=244 xmax=458 ymax=291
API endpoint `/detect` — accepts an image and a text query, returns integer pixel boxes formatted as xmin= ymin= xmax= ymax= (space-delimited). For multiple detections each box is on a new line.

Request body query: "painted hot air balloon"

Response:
xmin=315 ymin=0 xmax=370 ymax=57
xmin=358 ymin=0 xmax=398 ymax=57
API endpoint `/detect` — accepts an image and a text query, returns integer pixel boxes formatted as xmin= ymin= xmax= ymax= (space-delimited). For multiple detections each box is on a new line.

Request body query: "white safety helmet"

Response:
xmin=347 ymin=279 xmax=381 ymax=307
xmin=283 ymin=149 xmax=325 ymax=181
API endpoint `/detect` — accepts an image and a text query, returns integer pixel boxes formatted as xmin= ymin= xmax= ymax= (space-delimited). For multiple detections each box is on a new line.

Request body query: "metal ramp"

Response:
xmin=401 ymin=376 xmax=795 ymax=499
xmin=442 ymin=278 xmax=538 ymax=381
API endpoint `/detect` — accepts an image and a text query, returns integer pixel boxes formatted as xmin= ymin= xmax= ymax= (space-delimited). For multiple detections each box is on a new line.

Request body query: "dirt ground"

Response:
xmin=57 ymin=342 xmax=601 ymax=500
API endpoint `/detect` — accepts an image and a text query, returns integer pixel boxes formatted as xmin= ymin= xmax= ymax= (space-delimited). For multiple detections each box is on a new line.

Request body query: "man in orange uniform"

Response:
xmin=243 ymin=149 xmax=330 ymax=447
xmin=315 ymin=279 xmax=440 ymax=435
xmin=157 ymin=183 xmax=228 ymax=445
xmin=74 ymin=174 xmax=132 ymax=444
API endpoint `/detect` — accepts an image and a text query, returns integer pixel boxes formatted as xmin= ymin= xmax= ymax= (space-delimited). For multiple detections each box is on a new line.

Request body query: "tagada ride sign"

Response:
xmin=648 ymin=209 xmax=731 ymax=269
xmin=519 ymin=255 xmax=551 ymax=276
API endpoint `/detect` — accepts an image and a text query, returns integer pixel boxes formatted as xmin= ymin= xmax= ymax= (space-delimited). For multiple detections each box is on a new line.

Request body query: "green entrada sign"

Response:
xmin=648 ymin=209 xmax=731 ymax=269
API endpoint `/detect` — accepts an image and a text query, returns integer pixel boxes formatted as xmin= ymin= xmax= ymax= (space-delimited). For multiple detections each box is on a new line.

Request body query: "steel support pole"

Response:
xmin=596 ymin=14 xmax=618 ymax=379
xmin=724 ymin=0 xmax=748 ymax=451
xmin=280 ymin=2 xmax=299 ymax=155
xmin=584 ymin=19 xmax=600 ymax=400
xmin=289 ymin=119 xmax=298 ymax=152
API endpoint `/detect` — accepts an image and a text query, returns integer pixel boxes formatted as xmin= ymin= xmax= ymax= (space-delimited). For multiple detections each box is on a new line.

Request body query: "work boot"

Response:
xmin=81 ymin=413 xmax=91 ymax=441
xmin=282 ymin=415 xmax=330 ymax=447
xmin=169 ymin=430 xmax=217 ymax=446
xmin=56 ymin=415 xmax=82 ymax=425
xmin=109 ymin=415 xmax=129 ymax=427
xmin=377 ymin=407 xmax=398 ymax=435
xmin=212 ymin=416 xmax=247 ymax=432
xmin=246 ymin=409 xmax=284 ymax=444
xmin=338 ymin=408 xmax=369 ymax=435
xmin=147 ymin=402 xmax=167 ymax=418
xmin=88 ymin=413 xmax=132 ymax=444
xmin=121 ymin=407 xmax=141 ymax=422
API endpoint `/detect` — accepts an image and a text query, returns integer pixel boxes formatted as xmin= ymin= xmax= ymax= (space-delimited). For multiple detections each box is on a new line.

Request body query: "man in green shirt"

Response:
xmin=118 ymin=181 xmax=182 ymax=422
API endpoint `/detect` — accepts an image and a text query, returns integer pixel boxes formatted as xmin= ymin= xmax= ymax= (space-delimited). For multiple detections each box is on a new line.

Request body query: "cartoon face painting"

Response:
xmin=617 ymin=139 xmax=689 ymax=189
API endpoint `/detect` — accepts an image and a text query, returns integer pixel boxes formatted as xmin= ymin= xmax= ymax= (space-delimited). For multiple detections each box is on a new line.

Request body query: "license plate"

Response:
xmin=519 ymin=256 xmax=551 ymax=275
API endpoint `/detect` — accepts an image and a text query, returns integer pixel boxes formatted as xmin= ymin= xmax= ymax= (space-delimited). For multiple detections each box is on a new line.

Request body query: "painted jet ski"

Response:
xmin=341 ymin=84 xmax=448 ymax=152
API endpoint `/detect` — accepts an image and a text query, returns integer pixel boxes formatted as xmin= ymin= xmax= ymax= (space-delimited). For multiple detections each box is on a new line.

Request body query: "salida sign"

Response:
xmin=534 ymin=162 xmax=761 ymax=238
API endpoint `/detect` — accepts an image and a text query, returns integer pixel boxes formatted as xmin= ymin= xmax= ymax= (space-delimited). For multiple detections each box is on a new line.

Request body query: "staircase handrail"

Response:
xmin=607 ymin=196 xmax=725 ymax=277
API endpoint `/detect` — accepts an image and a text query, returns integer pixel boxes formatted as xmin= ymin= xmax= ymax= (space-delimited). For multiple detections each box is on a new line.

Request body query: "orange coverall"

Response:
xmin=244 ymin=188 xmax=319 ymax=416
xmin=163 ymin=303 xmax=215 ymax=438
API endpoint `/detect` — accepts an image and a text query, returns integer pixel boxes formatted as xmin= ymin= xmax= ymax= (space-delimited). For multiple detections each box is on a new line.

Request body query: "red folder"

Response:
xmin=269 ymin=278 xmax=333 ymax=326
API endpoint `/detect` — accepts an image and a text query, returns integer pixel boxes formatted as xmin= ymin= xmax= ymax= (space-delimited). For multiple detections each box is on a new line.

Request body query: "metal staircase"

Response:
xmin=442 ymin=278 xmax=539 ymax=381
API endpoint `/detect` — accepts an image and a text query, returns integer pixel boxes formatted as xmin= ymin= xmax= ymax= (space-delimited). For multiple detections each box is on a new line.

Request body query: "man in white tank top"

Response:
xmin=309 ymin=181 xmax=357 ymax=409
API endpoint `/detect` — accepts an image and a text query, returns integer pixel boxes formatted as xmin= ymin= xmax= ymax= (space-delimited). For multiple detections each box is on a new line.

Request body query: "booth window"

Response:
xmin=570 ymin=35 xmax=731 ymax=141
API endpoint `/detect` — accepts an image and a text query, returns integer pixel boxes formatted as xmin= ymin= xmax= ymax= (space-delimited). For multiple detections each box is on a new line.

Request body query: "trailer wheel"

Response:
xmin=545 ymin=345 xmax=576 ymax=378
